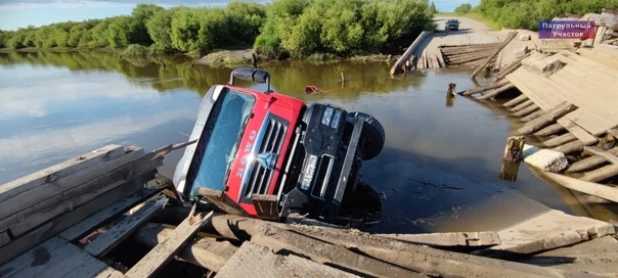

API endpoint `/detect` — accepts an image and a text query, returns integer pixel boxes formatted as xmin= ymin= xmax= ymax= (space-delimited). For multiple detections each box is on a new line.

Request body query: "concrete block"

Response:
xmin=519 ymin=34 xmax=531 ymax=41
xmin=522 ymin=55 xmax=565 ymax=77
xmin=522 ymin=144 xmax=568 ymax=173
xmin=514 ymin=46 xmax=529 ymax=58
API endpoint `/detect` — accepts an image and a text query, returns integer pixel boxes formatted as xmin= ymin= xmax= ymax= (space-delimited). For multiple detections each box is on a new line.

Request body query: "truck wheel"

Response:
xmin=347 ymin=112 xmax=385 ymax=160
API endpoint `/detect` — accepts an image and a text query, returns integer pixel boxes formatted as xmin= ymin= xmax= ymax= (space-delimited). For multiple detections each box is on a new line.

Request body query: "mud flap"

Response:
xmin=197 ymin=188 xmax=249 ymax=216
xmin=252 ymin=194 xmax=280 ymax=221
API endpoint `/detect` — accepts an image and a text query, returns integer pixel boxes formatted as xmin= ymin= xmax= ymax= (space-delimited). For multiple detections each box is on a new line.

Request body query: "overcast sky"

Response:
xmin=0 ymin=0 xmax=479 ymax=31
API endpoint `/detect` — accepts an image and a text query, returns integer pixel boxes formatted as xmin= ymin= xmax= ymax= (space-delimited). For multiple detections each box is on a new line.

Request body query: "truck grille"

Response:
xmin=245 ymin=114 xmax=288 ymax=197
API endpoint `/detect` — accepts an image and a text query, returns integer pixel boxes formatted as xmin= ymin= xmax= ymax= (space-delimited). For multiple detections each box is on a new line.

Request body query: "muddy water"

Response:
xmin=0 ymin=51 xmax=611 ymax=233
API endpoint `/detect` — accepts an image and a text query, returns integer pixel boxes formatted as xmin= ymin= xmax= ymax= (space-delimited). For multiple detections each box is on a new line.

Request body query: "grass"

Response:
xmin=437 ymin=12 xmax=502 ymax=31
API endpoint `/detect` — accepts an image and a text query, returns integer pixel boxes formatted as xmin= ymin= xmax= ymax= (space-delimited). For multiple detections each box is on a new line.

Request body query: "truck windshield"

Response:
xmin=186 ymin=88 xmax=255 ymax=197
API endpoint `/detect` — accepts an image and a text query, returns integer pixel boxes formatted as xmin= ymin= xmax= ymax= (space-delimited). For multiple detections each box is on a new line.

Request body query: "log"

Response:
xmin=503 ymin=94 xmax=528 ymax=107
xmin=543 ymin=133 xmax=577 ymax=148
xmin=85 ymin=195 xmax=168 ymax=258
xmin=125 ymin=208 xmax=213 ymax=278
xmin=513 ymin=105 xmax=540 ymax=118
xmin=535 ymin=123 xmax=565 ymax=136
xmin=496 ymin=52 xmax=531 ymax=80
xmin=544 ymin=172 xmax=618 ymax=203
xmin=510 ymin=99 xmax=534 ymax=112
xmin=503 ymin=136 xmax=526 ymax=162
xmin=583 ymin=146 xmax=618 ymax=165
xmin=520 ymin=109 xmax=545 ymax=122
xmin=479 ymin=83 xmax=515 ymax=100
xmin=552 ymin=140 xmax=586 ymax=154
xmin=462 ymin=79 xmax=510 ymax=96
xmin=567 ymin=147 xmax=618 ymax=173
xmin=132 ymin=223 xmax=238 ymax=272
xmin=391 ymin=31 xmax=431 ymax=75
xmin=580 ymin=165 xmax=618 ymax=183
xmin=471 ymin=32 xmax=518 ymax=79
xmin=516 ymin=102 xmax=576 ymax=135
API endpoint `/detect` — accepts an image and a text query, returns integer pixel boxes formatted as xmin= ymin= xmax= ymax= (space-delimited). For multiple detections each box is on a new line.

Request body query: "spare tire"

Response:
xmin=347 ymin=112 xmax=385 ymax=160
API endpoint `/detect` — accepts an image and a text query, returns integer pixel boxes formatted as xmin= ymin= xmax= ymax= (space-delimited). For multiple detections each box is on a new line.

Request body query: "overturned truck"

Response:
xmin=172 ymin=67 xmax=385 ymax=225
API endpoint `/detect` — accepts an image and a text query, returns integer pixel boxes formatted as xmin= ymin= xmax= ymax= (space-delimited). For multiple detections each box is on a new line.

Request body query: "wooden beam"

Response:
xmin=544 ymin=172 xmax=618 ymax=203
xmin=520 ymin=109 xmax=546 ymax=122
xmin=513 ymin=104 xmax=540 ymax=118
xmin=461 ymin=79 xmax=510 ymax=96
xmin=471 ymin=31 xmax=518 ymax=79
xmin=583 ymin=146 xmax=618 ymax=165
xmin=580 ymin=165 xmax=618 ymax=183
xmin=552 ymin=140 xmax=587 ymax=154
xmin=543 ymin=133 xmax=577 ymax=148
xmin=516 ymin=102 xmax=577 ymax=135
xmin=132 ymin=223 xmax=238 ymax=272
xmin=85 ymin=195 xmax=168 ymax=258
xmin=535 ymin=123 xmax=565 ymax=136
xmin=197 ymin=188 xmax=249 ymax=216
xmin=0 ymin=145 xmax=127 ymax=218
xmin=251 ymin=225 xmax=426 ymax=278
xmin=479 ymin=82 xmax=515 ymax=100
xmin=0 ymin=172 xmax=154 ymax=266
xmin=125 ymin=208 xmax=213 ymax=278
xmin=60 ymin=186 xmax=165 ymax=242
xmin=496 ymin=52 xmax=531 ymax=80
xmin=510 ymin=99 xmax=534 ymax=112
xmin=0 ymin=158 xmax=163 ymax=238
xmin=503 ymin=94 xmax=529 ymax=108
xmin=567 ymin=146 xmax=618 ymax=173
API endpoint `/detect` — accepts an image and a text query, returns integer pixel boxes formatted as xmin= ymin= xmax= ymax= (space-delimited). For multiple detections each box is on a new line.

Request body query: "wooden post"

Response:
xmin=500 ymin=160 xmax=521 ymax=182
xmin=515 ymin=102 xmax=576 ymax=135
xmin=471 ymin=32 xmax=518 ymax=79
xmin=503 ymin=136 xmax=526 ymax=163
xmin=446 ymin=83 xmax=456 ymax=96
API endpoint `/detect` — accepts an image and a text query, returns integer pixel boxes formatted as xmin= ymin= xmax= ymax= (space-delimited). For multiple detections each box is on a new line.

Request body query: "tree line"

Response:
xmin=477 ymin=0 xmax=618 ymax=30
xmin=0 ymin=0 xmax=436 ymax=58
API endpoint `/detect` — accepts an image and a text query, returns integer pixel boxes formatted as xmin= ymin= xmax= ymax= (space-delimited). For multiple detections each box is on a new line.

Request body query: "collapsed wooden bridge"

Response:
xmin=1 ymin=143 xmax=617 ymax=277
xmin=463 ymin=42 xmax=618 ymax=207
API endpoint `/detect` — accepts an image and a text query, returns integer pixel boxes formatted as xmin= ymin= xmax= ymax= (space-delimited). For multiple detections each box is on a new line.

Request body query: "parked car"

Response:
xmin=445 ymin=19 xmax=460 ymax=31
xmin=173 ymin=66 xmax=385 ymax=224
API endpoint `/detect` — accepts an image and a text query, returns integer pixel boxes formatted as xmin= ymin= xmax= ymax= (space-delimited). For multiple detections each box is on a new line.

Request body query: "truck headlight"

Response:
xmin=321 ymin=107 xmax=333 ymax=126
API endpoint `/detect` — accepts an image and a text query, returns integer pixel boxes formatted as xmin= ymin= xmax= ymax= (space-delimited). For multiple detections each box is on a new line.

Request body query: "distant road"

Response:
xmin=433 ymin=15 xmax=494 ymax=33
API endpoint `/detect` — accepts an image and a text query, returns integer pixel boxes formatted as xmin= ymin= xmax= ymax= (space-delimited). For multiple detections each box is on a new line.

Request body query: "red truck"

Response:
xmin=173 ymin=67 xmax=384 ymax=224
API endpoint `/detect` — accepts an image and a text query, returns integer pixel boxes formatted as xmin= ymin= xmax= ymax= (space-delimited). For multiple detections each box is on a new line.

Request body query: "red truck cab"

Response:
xmin=173 ymin=67 xmax=384 ymax=224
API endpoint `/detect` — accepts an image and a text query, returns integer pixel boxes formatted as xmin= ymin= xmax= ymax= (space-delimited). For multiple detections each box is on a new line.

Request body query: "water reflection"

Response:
xmin=1 ymin=50 xmax=614 ymax=233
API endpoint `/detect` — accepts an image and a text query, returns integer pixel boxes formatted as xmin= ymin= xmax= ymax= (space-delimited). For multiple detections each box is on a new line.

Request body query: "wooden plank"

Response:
xmin=0 ymin=172 xmax=153 ymax=266
xmin=0 ymin=158 xmax=163 ymax=238
xmin=471 ymin=31 xmax=518 ymax=78
xmin=197 ymin=188 xmax=249 ymax=217
xmin=251 ymin=225 xmax=425 ymax=278
xmin=0 ymin=145 xmax=125 ymax=213
xmin=85 ymin=195 xmax=168 ymax=258
xmin=376 ymin=231 xmax=501 ymax=248
xmin=544 ymin=172 xmax=618 ymax=203
xmin=132 ymin=223 xmax=238 ymax=273
xmin=124 ymin=209 xmax=213 ymax=278
xmin=516 ymin=102 xmax=577 ymax=135
xmin=215 ymin=241 xmax=358 ymax=278
xmin=94 ymin=267 xmax=126 ymax=278
xmin=60 ymin=186 xmax=165 ymax=242
xmin=0 ymin=236 xmax=70 ymax=278
xmin=583 ymin=146 xmax=618 ymax=165
xmin=61 ymin=255 xmax=116 ymax=278
xmin=0 ymin=147 xmax=145 ymax=222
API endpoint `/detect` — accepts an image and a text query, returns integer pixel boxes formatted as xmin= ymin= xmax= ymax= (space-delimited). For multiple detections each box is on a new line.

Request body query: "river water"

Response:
xmin=0 ymin=51 xmax=613 ymax=233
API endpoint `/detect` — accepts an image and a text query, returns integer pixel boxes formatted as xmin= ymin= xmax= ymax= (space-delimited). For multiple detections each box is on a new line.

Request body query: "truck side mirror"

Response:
xmin=229 ymin=67 xmax=271 ymax=93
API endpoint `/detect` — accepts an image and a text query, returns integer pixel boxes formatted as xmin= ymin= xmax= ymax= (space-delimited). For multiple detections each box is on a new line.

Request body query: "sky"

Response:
xmin=0 ymin=0 xmax=480 ymax=31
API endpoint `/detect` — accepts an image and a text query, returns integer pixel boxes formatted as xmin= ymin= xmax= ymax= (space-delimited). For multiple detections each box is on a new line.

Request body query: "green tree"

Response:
xmin=147 ymin=9 xmax=174 ymax=49
xmin=430 ymin=1 xmax=438 ymax=13
xmin=455 ymin=3 xmax=472 ymax=14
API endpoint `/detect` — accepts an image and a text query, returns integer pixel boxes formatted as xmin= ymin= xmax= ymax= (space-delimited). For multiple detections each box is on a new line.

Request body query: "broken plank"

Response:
xmin=376 ymin=231 xmax=501 ymax=248
xmin=125 ymin=209 xmax=213 ymax=278
xmin=462 ymin=79 xmax=510 ymax=96
xmin=0 ymin=158 xmax=163 ymax=238
xmin=251 ymin=225 xmax=425 ymax=278
xmin=215 ymin=241 xmax=359 ymax=278
xmin=60 ymin=186 xmax=165 ymax=242
xmin=583 ymin=146 xmax=618 ymax=165
xmin=0 ymin=172 xmax=153 ymax=266
xmin=85 ymin=195 xmax=168 ymax=258
xmin=516 ymin=102 xmax=577 ymax=135
xmin=0 ymin=145 xmax=126 ymax=214
xmin=471 ymin=31 xmax=518 ymax=79
xmin=479 ymin=83 xmax=515 ymax=100
xmin=132 ymin=223 xmax=238 ymax=273
xmin=543 ymin=172 xmax=618 ymax=203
